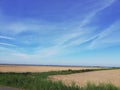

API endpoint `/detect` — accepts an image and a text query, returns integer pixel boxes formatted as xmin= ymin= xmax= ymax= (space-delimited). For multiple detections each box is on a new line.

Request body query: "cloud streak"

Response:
xmin=0 ymin=0 xmax=120 ymax=66
xmin=89 ymin=20 xmax=120 ymax=49
xmin=54 ymin=0 xmax=116 ymax=49
xmin=0 ymin=35 xmax=15 ymax=40
xmin=0 ymin=42 xmax=16 ymax=47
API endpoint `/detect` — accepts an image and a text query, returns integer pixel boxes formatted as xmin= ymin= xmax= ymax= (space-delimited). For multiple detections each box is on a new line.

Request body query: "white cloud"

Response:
xmin=0 ymin=35 xmax=15 ymax=40
xmin=54 ymin=0 xmax=116 ymax=49
xmin=56 ymin=30 xmax=85 ymax=46
xmin=0 ymin=20 xmax=58 ymax=36
xmin=63 ymin=35 xmax=97 ymax=48
xmin=89 ymin=20 xmax=120 ymax=49
xmin=0 ymin=0 xmax=118 ymax=63
xmin=0 ymin=42 xmax=16 ymax=47
xmin=7 ymin=23 xmax=28 ymax=34
xmin=79 ymin=0 xmax=116 ymax=27
xmin=33 ymin=46 xmax=62 ymax=58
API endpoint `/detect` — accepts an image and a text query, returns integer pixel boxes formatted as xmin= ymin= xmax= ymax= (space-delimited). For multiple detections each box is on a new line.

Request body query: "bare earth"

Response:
xmin=0 ymin=65 xmax=97 ymax=73
xmin=49 ymin=69 xmax=120 ymax=87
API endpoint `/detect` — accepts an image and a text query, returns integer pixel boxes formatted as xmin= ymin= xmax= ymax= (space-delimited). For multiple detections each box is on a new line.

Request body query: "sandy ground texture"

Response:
xmin=49 ymin=69 xmax=120 ymax=87
xmin=0 ymin=65 xmax=97 ymax=73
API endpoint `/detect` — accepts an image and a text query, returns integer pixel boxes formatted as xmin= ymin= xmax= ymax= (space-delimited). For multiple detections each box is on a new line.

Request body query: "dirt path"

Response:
xmin=49 ymin=69 xmax=120 ymax=87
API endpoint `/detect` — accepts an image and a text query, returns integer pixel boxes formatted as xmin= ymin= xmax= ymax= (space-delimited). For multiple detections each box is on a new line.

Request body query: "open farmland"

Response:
xmin=0 ymin=65 xmax=98 ymax=73
xmin=49 ymin=69 xmax=120 ymax=87
xmin=0 ymin=67 xmax=119 ymax=90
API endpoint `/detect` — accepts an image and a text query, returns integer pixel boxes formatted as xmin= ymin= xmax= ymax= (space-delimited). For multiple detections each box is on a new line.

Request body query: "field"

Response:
xmin=0 ymin=65 xmax=97 ymax=73
xmin=0 ymin=65 xmax=120 ymax=90
xmin=49 ymin=69 xmax=120 ymax=87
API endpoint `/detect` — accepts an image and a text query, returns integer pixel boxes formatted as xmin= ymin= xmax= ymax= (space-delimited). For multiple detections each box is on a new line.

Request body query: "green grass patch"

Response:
xmin=81 ymin=83 xmax=119 ymax=90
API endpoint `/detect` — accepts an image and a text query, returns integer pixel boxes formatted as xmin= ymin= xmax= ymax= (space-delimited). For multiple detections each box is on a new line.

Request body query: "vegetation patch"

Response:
xmin=0 ymin=69 xmax=119 ymax=90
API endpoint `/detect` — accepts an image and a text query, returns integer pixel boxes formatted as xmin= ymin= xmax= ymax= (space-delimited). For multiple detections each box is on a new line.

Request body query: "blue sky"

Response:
xmin=0 ymin=0 xmax=120 ymax=66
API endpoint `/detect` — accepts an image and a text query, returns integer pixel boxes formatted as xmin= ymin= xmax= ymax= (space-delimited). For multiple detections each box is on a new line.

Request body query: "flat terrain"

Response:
xmin=49 ymin=69 xmax=120 ymax=87
xmin=0 ymin=86 xmax=21 ymax=90
xmin=0 ymin=65 xmax=97 ymax=73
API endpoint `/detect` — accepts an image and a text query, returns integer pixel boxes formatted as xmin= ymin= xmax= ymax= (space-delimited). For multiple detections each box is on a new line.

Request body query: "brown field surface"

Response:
xmin=0 ymin=65 xmax=97 ymax=73
xmin=49 ymin=69 xmax=120 ymax=87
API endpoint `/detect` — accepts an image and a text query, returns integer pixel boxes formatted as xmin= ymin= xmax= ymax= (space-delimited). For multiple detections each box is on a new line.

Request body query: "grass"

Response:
xmin=0 ymin=68 xmax=119 ymax=90
xmin=81 ymin=83 xmax=119 ymax=90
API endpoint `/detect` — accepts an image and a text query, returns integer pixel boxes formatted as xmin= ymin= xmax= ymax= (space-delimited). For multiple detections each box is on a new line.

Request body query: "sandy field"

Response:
xmin=0 ymin=65 xmax=97 ymax=73
xmin=49 ymin=69 xmax=120 ymax=87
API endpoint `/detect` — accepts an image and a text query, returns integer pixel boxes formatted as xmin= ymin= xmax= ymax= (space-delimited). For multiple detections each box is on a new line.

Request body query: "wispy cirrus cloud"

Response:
xmin=0 ymin=22 xmax=57 ymax=35
xmin=0 ymin=42 xmax=16 ymax=47
xmin=89 ymin=20 xmax=120 ymax=49
xmin=0 ymin=0 xmax=120 ymax=66
xmin=28 ymin=0 xmax=118 ymax=57
xmin=0 ymin=35 xmax=16 ymax=47
xmin=54 ymin=0 xmax=116 ymax=49
xmin=0 ymin=35 xmax=15 ymax=40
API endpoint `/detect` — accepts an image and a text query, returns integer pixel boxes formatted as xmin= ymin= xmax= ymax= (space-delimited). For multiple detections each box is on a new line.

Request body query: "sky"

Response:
xmin=0 ymin=0 xmax=120 ymax=66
